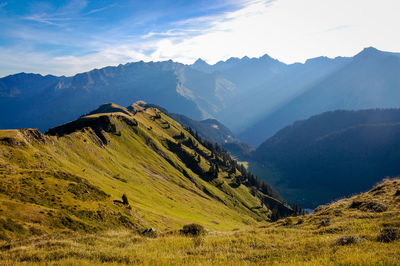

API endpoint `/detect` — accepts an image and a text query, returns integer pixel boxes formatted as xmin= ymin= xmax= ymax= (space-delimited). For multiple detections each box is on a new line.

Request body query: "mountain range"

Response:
xmin=2 ymin=47 xmax=400 ymax=148
xmin=240 ymin=47 xmax=400 ymax=145
xmin=249 ymin=108 xmax=400 ymax=208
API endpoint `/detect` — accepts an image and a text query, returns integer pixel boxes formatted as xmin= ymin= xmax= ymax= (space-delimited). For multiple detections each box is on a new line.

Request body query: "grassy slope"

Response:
xmin=0 ymin=104 xmax=276 ymax=240
xmin=0 ymin=178 xmax=398 ymax=264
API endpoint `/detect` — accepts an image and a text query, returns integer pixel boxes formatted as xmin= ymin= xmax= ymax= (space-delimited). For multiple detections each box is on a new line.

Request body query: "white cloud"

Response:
xmin=0 ymin=43 xmax=152 ymax=76
xmin=52 ymin=45 xmax=152 ymax=74
xmin=145 ymin=0 xmax=400 ymax=64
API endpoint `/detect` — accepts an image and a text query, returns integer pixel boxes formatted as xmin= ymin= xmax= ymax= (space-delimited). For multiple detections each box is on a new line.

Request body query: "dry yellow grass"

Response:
xmin=0 ymin=178 xmax=399 ymax=265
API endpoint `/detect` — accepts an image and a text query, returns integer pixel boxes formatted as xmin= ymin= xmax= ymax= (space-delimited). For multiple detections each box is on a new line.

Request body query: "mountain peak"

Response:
xmin=88 ymin=103 xmax=132 ymax=116
xmin=260 ymin=54 xmax=273 ymax=61
xmin=193 ymin=58 xmax=209 ymax=65
xmin=191 ymin=58 xmax=213 ymax=72
xmin=362 ymin=46 xmax=379 ymax=52
xmin=356 ymin=46 xmax=382 ymax=58
xmin=192 ymin=58 xmax=210 ymax=67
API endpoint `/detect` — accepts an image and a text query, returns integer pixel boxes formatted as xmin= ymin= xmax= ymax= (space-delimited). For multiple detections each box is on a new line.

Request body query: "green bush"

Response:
xmin=180 ymin=224 xmax=206 ymax=236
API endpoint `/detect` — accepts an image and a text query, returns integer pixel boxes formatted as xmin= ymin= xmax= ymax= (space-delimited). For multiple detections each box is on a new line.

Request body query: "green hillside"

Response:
xmin=0 ymin=102 xmax=289 ymax=240
xmin=1 ymin=176 xmax=399 ymax=264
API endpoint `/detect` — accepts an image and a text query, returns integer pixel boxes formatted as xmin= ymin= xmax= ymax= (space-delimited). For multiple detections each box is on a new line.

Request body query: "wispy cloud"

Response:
xmin=21 ymin=0 xmax=88 ymax=26
xmin=0 ymin=2 xmax=7 ymax=9
xmin=85 ymin=4 xmax=115 ymax=15
xmin=142 ymin=29 xmax=201 ymax=39
xmin=23 ymin=14 xmax=70 ymax=26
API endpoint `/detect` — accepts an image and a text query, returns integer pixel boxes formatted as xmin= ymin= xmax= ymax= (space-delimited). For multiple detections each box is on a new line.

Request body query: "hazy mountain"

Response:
xmin=0 ymin=62 xmax=201 ymax=131
xmin=1 ymin=47 xmax=399 ymax=146
xmin=0 ymin=60 xmax=241 ymax=132
xmin=240 ymin=47 xmax=400 ymax=146
xmin=222 ymin=55 xmax=351 ymax=132
xmin=191 ymin=58 xmax=213 ymax=73
xmin=202 ymin=54 xmax=287 ymax=91
xmin=188 ymin=53 xmax=353 ymax=133
xmin=250 ymin=109 xmax=400 ymax=208
xmin=168 ymin=112 xmax=255 ymax=158
xmin=0 ymin=72 xmax=61 ymax=98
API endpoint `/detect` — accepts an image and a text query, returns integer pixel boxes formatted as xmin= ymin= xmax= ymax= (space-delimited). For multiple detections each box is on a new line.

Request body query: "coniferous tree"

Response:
xmin=122 ymin=194 xmax=129 ymax=205
xmin=271 ymin=207 xmax=280 ymax=221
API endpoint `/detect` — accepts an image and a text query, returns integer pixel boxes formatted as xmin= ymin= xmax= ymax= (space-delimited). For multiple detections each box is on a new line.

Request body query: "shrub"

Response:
xmin=335 ymin=235 xmax=363 ymax=246
xmin=141 ymin=228 xmax=157 ymax=238
xmin=364 ymin=201 xmax=387 ymax=212
xmin=349 ymin=200 xmax=363 ymax=209
xmin=180 ymin=224 xmax=206 ymax=236
xmin=350 ymin=200 xmax=387 ymax=212
xmin=395 ymin=189 xmax=400 ymax=196
xmin=377 ymin=228 xmax=400 ymax=243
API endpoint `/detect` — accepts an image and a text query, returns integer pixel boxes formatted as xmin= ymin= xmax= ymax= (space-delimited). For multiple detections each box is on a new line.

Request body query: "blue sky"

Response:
xmin=0 ymin=0 xmax=399 ymax=76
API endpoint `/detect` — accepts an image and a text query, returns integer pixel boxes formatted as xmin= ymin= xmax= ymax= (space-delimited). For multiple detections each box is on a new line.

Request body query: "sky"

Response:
xmin=0 ymin=0 xmax=399 ymax=77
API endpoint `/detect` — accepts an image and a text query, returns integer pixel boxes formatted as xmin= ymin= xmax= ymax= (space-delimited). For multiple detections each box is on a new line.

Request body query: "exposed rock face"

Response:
xmin=0 ymin=128 xmax=46 ymax=146
xmin=20 ymin=129 xmax=46 ymax=143
xmin=47 ymin=116 xmax=118 ymax=144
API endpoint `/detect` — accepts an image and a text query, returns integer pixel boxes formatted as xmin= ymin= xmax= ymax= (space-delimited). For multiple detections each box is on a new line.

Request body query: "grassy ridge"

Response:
xmin=0 ymin=103 xmax=283 ymax=240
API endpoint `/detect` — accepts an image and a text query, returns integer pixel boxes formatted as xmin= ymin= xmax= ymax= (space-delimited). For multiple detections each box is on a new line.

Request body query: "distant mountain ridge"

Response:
xmin=1 ymin=47 xmax=400 ymax=148
xmin=240 ymin=47 xmax=400 ymax=146
xmin=250 ymin=108 xmax=400 ymax=208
